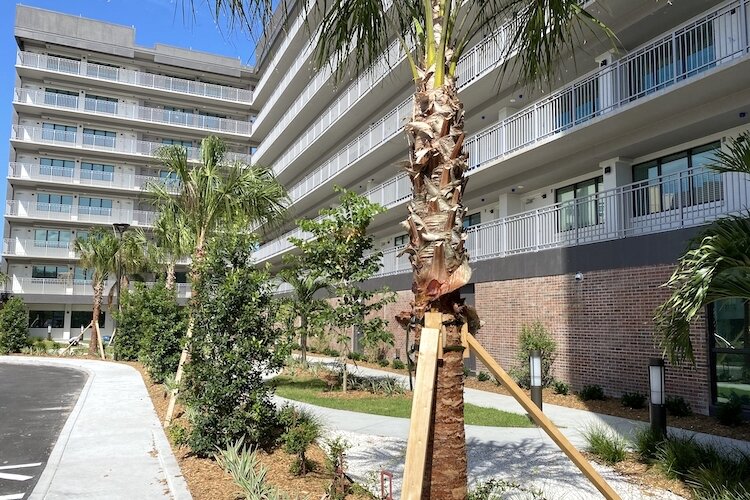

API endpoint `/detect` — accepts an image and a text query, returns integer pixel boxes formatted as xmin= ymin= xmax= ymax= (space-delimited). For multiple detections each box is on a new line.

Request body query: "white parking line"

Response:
xmin=0 ymin=494 xmax=25 ymax=500
xmin=0 ymin=472 xmax=32 ymax=481
xmin=0 ymin=463 xmax=42 ymax=470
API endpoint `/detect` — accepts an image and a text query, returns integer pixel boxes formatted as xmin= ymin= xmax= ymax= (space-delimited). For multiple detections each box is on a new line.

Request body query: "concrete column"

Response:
xmin=498 ymin=192 xmax=523 ymax=218
xmin=595 ymin=50 xmax=617 ymax=114
xmin=498 ymin=106 xmax=518 ymax=122
xmin=600 ymin=157 xmax=633 ymax=237
xmin=63 ymin=304 xmax=72 ymax=340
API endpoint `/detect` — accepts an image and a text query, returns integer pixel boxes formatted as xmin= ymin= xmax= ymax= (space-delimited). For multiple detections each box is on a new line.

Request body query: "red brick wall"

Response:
xmin=371 ymin=264 xmax=712 ymax=414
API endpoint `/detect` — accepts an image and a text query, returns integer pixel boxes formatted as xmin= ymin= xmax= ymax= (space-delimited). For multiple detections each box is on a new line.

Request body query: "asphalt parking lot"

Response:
xmin=0 ymin=363 xmax=86 ymax=499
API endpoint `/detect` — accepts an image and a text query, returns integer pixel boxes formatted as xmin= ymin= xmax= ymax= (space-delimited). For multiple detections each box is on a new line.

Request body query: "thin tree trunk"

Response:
xmin=89 ymin=281 xmax=104 ymax=356
xmin=166 ymin=261 xmax=176 ymax=290
xmin=300 ymin=314 xmax=308 ymax=365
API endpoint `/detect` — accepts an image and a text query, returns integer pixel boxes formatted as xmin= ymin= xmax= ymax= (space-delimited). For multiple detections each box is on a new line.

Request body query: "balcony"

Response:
xmin=8 ymin=162 xmax=181 ymax=194
xmin=3 ymin=239 xmax=76 ymax=259
xmin=8 ymin=277 xmax=191 ymax=299
xmin=276 ymin=0 xmax=750 ymax=219
xmin=16 ymin=51 xmax=252 ymax=104
xmin=10 ymin=125 xmax=252 ymax=164
xmin=372 ymin=168 xmax=750 ymax=277
xmin=14 ymin=88 xmax=252 ymax=137
xmin=5 ymin=200 xmax=158 ymax=228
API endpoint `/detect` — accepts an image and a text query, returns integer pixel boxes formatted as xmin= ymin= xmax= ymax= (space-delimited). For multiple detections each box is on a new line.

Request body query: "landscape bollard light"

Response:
xmin=649 ymin=358 xmax=667 ymax=438
xmin=47 ymin=324 xmax=52 ymax=341
xmin=530 ymin=349 xmax=543 ymax=410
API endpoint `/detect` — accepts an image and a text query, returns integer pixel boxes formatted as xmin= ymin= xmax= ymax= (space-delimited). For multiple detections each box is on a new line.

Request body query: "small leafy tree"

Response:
xmin=0 ymin=297 xmax=29 ymax=354
xmin=290 ymin=188 xmax=395 ymax=389
xmin=183 ymin=231 xmax=286 ymax=456
xmin=511 ymin=321 xmax=557 ymax=388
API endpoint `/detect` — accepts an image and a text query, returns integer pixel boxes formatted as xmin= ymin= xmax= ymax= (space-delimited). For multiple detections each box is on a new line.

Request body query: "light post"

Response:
xmin=112 ymin=223 xmax=130 ymax=352
xmin=649 ymin=358 xmax=667 ymax=438
xmin=530 ymin=349 xmax=543 ymax=410
xmin=47 ymin=324 xmax=52 ymax=341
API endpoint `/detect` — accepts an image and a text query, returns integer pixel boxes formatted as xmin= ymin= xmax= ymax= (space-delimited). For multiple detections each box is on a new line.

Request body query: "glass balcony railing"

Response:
xmin=15 ymin=88 xmax=252 ymax=136
xmin=16 ymin=51 xmax=252 ymax=104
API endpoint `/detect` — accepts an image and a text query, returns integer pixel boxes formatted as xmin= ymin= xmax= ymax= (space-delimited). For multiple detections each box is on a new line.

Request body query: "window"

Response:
xmin=199 ymin=111 xmax=225 ymax=128
xmin=71 ymin=310 xmax=105 ymax=329
xmin=463 ymin=212 xmax=482 ymax=230
xmin=29 ymin=310 xmax=64 ymax=328
xmin=78 ymin=197 xmax=113 ymax=216
xmin=37 ymin=193 xmax=73 ymax=212
xmin=394 ymin=234 xmax=408 ymax=247
xmin=556 ymin=81 xmax=600 ymax=130
xmin=42 ymin=122 xmax=76 ymax=142
xmin=46 ymin=54 xmax=80 ymax=73
xmin=162 ymin=138 xmax=193 ymax=148
xmin=40 ymin=157 xmax=74 ymax=178
xmin=82 ymin=128 xmax=116 ymax=148
xmin=44 ymin=88 xmax=78 ymax=108
xmin=555 ymin=176 xmax=604 ymax=231
xmin=73 ymin=267 xmax=95 ymax=282
xmin=163 ymin=106 xmax=192 ymax=125
xmin=84 ymin=94 xmax=118 ymax=114
xmin=708 ymin=299 xmax=750 ymax=407
xmin=632 ymin=142 xmax=721 ymax=216
xmin=34 ymin=229 xmax=72 ymax=248
xmin=32 ymin=265 xmax=68 ymax=279
xmin=80 ymin=162 xmax=115 ymax=182
xmin=87 ymin=60 xmax=119 ymax=80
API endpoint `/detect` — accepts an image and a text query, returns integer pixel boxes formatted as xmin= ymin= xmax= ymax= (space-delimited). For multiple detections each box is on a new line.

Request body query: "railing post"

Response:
xmin=740 ymin=0 xmax=749 ymax=53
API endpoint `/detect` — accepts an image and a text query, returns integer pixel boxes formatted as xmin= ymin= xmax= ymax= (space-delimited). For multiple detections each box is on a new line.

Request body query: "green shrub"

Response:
xmin=183 ymin=233 xmax=286 ymax=456
xmin=377 ymin=358 xmax=389 ymax=367
xmin=346 ymin=351 xmax=363 ymax=361
xmin=633 ymin=427 xmax=664 ymax=462
xmin=579 ymin=384 xmax=605 ymax=401
xmin=512 ymin=321 xmax=557 ymax=388
xmin=391 ymin=359 xmax=405 ymax=370
xmin=324 ymin=436 xmax=351 ymax=499
xmin=468 ymin=478 xmax=545 ymax=499
xmin=553 ymin=380 xmax=569 ymax=395
xmin=621 ymin=392 xmax=647 ymax=409
xmin=584 ymin=425 xmax=628 ymax=464
xmin=463 ymin=366 xmax=471 ymax=377
xmin=716 ymin=394 xmax=744 ymax=426
xmin=0 ymin=297 xmax=29 ymax=354
xmin=666 ymin=395 xmax=693 ymax=417
xmin=167 ymin=424 xmax=189 ymax=447
xmin=345 ymin=373 xmax=404 ymax=395
xmin=477 ymin=371 xmax=490 ymax=382
xmin=655 ymin=436 xmax=713 ymax=479
xmin=216 ymin=438 xmax=292 ymax=500
xmin=323 ymin=347 xmax=340 ymax=357
xmin=281 ymin=408 xmax=321 ymax=475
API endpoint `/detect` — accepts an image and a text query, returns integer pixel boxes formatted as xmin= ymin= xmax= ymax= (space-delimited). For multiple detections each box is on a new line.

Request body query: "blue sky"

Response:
xmin=0 ymin=0 xmax=259 ymax=240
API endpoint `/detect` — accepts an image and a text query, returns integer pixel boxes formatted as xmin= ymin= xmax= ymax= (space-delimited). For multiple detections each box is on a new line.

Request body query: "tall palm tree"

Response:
xmin=200 ymin=1 xmax=609 ymax=495
xmin=151 ymin=207 xmax=194 ymax=290
xmin=655 ymin=132 xmax=750 ymax=365
xmin=75 ymin=228 xmax=148 ymax=355
xmin=154 ymin=135 xmax=287 ymax=425
xmin=279 ymin=261 xmax=329 ymax=364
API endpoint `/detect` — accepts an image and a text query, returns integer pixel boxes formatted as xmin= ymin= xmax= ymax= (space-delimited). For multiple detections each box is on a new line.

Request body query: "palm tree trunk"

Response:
xmin=300 ymin=314 xmax=308 ymax=365
xmin=89 ymin=281 xmax=104 ymax=356
xmin=166 ymin=261 xmax=176 ymax=290
xmin=403 ymin=48 xmax=471 ymax=498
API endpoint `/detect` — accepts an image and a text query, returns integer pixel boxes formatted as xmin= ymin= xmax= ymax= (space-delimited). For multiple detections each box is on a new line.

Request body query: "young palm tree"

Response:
xmin=75 ymin=228 xmax=148 ymax=355
xmin=655 ymin=132 xmax=750 ymax=365
xmin=200 ymin=1 xmax=609 ymax=495
xmin=151 ymin=207 xmax=194 ymax=290
xmin=154 ymin=135 xmax=287 ymax=425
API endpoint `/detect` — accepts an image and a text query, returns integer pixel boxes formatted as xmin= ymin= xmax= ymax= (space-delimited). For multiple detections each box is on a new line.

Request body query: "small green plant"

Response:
xmin=463 ymin=366 xmax=471 ymax=378
xmin=665 ymin=395 xmax=693 ymax=417
xmin=633 ymin=427 xmax=664 ymax=462
xmin=323 ymin=347 xmax=340 ymax=357
xmin=552 ymin=380 xmax=569 ymax=395
xmin=281 ymin=408 xmax=322 ymax=475
xmin=477 ymin=371 xmax=490 ymax=382
xmin=392 ymin=358 xmax=405 ymax=370
xmin=716 ymin=394 xmax=744 ymax=426
xmin=216 ymin=438 xmax=292 ymax=500
xmin=584 ymin=425 xmax=628 ymax=464
xmin=579 ymin=384 xmax=605 ymax=401
xmin=378 ymin=358 xmax=389 ymax=367
xmin=0 ymin=297 xmax=29 ymax=354
xmin=167 ymin=424 xmax=188 ymax=447
xmin=324 ymin=436 xmax=351 ymax=500
xmin=468 ymin=478 xmax=547 ymax=499
xmin=347 ymin=351 xmax=363 ymax=361
xmin=512 ymin=321 xmax=557 ymax=388
xmin=621 ymin=392 xmax=647 ymax=409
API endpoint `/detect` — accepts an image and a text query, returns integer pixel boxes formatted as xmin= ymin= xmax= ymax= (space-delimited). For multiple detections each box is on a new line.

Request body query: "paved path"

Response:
xmin=0 ymin=364 xmax=86 ymax=500
xmin=0 ymin=357 xmax=191 ymax=500
xmin=288 ymin=355 xmax=750 ymax=498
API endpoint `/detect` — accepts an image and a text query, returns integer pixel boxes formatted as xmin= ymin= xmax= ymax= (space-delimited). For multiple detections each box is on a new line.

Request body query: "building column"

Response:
xmin=497 ymin=192 xmax=523 ymax=255
xmin=595 ymin=50 xmax=617 ymax=114
xmin=600 ymin=157 xmax=633 ymax=237
xmin=63 ymin=304 xmax=72 ymax=340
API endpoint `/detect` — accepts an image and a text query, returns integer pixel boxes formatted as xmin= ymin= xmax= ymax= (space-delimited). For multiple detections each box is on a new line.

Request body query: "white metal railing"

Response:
xmin=16 ymin=51 xmax=252 ymax=104
xmin=131 ymin=281 xmax=192 ymax=299
xmin=5 ymin=200 xmax=158 ymax=227
xmin=10 ymin=277 xmax=115 ymax=297
xmin=3 ymin=239 xmax=76 ymax=259
xmin=14 ymin=88 xmax=252 ymax=136
xmin=8 ymin=162 xmax=181 ymax=194
xmin=372 ymin=168 xmax=750 ymax=277
xmin=10 ymin=125 xmax=252 ymax=164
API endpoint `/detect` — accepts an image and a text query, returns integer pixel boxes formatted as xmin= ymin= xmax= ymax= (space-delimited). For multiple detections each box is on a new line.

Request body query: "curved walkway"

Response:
xmin=0 ymin=356 xmax=190 ymax=500
xmin=284 ymin=355 xmax=750 ymax=499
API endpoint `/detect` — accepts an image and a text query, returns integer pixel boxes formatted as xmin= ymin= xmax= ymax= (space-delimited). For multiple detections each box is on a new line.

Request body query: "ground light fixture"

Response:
xmin=530 ymin=349 xmax=543 ymax=410
xmin=47 ymin=324 xmax=52 ymax=341
xmin=649 ymin=358 xmax=667 ymax=438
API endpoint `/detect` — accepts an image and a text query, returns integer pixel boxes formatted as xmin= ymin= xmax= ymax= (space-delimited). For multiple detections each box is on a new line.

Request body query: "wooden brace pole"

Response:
xmin=401 ymin=312 xmax=441 ymax=500
xmin=467 ymin=334 xmax=621 ymax=500
xmin=95 ymin=321 xmax=106 ymax=360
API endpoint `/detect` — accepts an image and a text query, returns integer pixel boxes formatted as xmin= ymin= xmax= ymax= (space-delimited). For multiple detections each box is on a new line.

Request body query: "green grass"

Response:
xmin=271 ymin=375 xmax=533 ymax=428
xmin=583 ymin=425 xmax=628 ymax=464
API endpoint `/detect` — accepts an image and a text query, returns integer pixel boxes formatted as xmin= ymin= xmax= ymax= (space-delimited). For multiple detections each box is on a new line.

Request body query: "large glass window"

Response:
xmin=40 ymin=157 xmax=74 ymax=178
xmin=34 ymin=229 xmax=72 ymax=248
xmin=46 ymin=54 xmax=80 ymax=73
xmin=709 ymin=299 xmax=750 ymax=407
xmin=163 ymin=106 xmax=192 ymax=125
xmin=78 ymin=197 xmax=113 ymax=216
xmin=463 ymin=212 xmax=482 ymax=230
xmin=394 ymin=234 xmax=408 ymax=247
xmin=71 ymin=310 xmax=105 ymax=329
xmin=29 ymin=310 xmax=64 ymax=328
xmin=162 ymin=138 xmax=193 ymax=148
xmin=82 ymin=128 xmax=116 ymax=148
xmin=37 ymin=193 xmax=73 ymax=212
xmin=632 ymin=142 xmax=721 ymax=216
xmin=80 ymin=162 xmax=115 ymax=182
xmin=87 ymin=60 xmax=119 ymax=80
xmin=555 ymin=176 xmax=604 ymax=231
xmin=84 ymin=94 xmax=118 ymax=114
xmin=32 ymin=265 xmax=68 ymax=279
xmin=44 ymin=88 xmax=78 ymax=108
xmin=73 ymin=267 xmax=95 ymax=282
xmin=42 ymin=122 xmax=76 ymax=142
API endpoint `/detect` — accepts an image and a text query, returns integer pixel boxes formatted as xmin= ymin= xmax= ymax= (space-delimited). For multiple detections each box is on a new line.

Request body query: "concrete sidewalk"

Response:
xmin=0 ymin=357 xmax=191 ymax=500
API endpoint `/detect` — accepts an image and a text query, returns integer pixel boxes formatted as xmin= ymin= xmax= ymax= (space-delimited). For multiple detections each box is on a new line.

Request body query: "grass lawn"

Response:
xmin=271 ymin=375 xmax=533 ymax=428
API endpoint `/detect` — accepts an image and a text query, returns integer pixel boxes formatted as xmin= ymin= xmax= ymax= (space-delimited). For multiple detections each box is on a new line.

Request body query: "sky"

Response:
xmin=0 ymin=0 xmax=261 ymax=240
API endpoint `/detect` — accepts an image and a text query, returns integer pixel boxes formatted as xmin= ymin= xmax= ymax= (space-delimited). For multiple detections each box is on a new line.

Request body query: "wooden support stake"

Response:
xmin=401 ymin=323 xmax=440 ymax=500
xmin=95 ymin=321 xmax=106 ymax=360
xmin=466 ymin=334 xmax=621 ymax=500
xmin=460 ymin=323 xmax=470 ymax=359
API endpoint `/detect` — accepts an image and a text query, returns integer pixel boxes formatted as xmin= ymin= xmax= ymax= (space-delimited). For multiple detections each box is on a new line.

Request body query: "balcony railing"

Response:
xmin=5 ymin=201 xmax=158 ymax=227
xmin=372 ymin=168 xmax=750 ymax=277
xmin=14 ymin=88 xmax=252 ymax=136
xmin=8 ymin=162 xmax=181 ymax=194
xmin=10 ymin=125 xmax=252 ymax=164
xmin=8 ymin=277 xmax=192 ymax=298
xmin=3 ymin=239 xmax=76 ymax=259
xmin=16 ymin=51 xmax=252 ymax=104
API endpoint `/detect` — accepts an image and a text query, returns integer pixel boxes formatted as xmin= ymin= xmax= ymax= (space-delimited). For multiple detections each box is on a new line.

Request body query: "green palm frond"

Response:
xmin=709 ymin=131 xmax=750 ymax=174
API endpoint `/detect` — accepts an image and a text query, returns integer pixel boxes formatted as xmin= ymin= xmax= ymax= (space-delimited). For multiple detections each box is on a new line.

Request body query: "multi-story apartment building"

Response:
xmin=5 ymin=6 xmax=255 ymax=339
xmin=5 ymin=1 xmax=750 ymax=416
